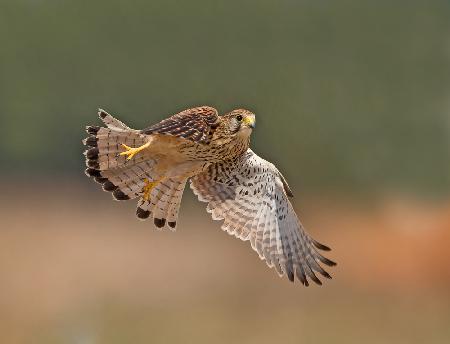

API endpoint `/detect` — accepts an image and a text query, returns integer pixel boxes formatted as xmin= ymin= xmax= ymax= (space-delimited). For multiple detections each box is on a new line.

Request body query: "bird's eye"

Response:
xmin=236 ymin=115 xmax=243 ymax=122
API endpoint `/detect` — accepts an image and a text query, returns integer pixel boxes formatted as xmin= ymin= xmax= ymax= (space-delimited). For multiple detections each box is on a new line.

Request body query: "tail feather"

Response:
xmin=95 ymin=129 xmax=147 ymax=169
xmin=83 ymin=109 xmax=187 ymax=229
xmin=102 ymin=160 xmax=160 ymax=199
xmin=136 ymin=178 xmax=187 ymax=230
xmin=167 ymin=181 xmax=187 ymax=227
xmin=98 ymin=108 xmax=131 ymax=130
xmin=83 ymin=110 xmax=152 ymax=201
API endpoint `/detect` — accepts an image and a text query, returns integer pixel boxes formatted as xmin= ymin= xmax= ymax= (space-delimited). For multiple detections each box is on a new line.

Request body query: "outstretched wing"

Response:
xmin=190 ymin=149 xmax=336 ymax=285
xmin=141 ymin=106 xmax=219 ymax=144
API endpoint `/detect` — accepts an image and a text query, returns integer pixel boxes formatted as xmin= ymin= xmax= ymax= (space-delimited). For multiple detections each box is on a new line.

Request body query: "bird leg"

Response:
xmin=119 ymin=142 xmax=150 ymax=160
xmin=142 ymin=177 xmax=165 ymax=201
xmin=142 ymin=173 xmax=190 ymax=202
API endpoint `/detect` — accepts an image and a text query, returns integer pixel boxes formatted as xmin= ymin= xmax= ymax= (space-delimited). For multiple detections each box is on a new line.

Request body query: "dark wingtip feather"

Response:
xmin=136 ymin=207 xmax=150 ymax=219
xmin=86 ymin=147 xmax=99 ymax=160
xmin=103 ymin=181 xmax=117 ymax=192
xmin=287 ymin=271 xmax=295 ymax=282
xmin=306 ymin=267 xmax=323 ymax=285
xmin=113 ymin=189 xmax=130 ymax=200
xmin=87 ymin=159 xmax=100 ymax=169
xmin=312 ymin=239 xmax=331 ymax=251
xmin=98 ymin=109 xmax=108 ymax=119
xmin=168 ymin=221 xmax=177 ymax=228
xmin=295 ymin=266 xmax=308 ymax=286
xmin=154 ymin=218 xmax=166 ymax=228
xmin=311 ymin=275 xmax=322 ymax=286
xmin=86 ymin=125 xmax=100 ymax=135
xmin=285 ymin=261 xmax=295 ymax=282
xmin=84 ymin=135 xmax=98 ymax=147
xmin=94 ymin=177 xmax=108 ymax=184
xmin=321 ymin=271 xmax=332 ymax=279
xmin=319 ymin=256 xmax=337 ymax=267
xmin=85 ymin=168 xmax=101 ymax=178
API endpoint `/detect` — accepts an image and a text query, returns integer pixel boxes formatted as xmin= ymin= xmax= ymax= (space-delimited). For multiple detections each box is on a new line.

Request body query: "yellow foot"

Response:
xmin=119 ymin=142 xmax=150 ymax=160
xmin=142 ymin=177 xmax=164 ymax=201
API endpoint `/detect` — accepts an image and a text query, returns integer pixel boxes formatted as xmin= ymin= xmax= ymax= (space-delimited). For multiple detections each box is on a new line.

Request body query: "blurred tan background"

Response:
xmin=1 ymin=0 xmax=449 ymax=343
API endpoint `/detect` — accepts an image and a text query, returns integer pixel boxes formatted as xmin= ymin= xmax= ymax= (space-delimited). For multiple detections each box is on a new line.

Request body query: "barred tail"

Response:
xmin=83 ymin=109 xmax=156 ymax=199
xmin=83 ymin=109 xmax=186 ymax=230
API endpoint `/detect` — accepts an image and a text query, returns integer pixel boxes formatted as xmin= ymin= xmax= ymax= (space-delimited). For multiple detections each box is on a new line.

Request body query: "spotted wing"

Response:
xmin=190 ymin=149 xmax=336 ymax=285
xmin=141 ymin=106 xmax=219 ymax=144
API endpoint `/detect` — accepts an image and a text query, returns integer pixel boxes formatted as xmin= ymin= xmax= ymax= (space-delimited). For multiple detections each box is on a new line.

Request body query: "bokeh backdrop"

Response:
xmin=1 ymin=0 xmax=449 ymax=343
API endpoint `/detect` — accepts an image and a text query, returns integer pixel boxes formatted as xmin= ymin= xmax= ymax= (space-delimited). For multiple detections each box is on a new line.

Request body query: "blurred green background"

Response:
xmin=1 ymin=1 xmax=450 ymax=343
xmin=1 ymin=0 xmax=449 ymax=195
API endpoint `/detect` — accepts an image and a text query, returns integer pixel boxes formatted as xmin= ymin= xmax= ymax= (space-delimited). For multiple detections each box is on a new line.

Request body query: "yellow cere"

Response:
xmin=243 ymin=116 xmax=255 ymax=127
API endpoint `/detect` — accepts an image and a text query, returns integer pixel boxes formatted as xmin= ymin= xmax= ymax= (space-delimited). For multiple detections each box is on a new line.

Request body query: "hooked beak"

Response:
xmin=243 ymin=116 xmax=256 ymax=129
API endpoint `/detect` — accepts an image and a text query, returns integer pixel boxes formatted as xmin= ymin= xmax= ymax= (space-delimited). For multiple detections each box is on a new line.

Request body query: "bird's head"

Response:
xmin=223 ymin=109 xmax=256 ymax=137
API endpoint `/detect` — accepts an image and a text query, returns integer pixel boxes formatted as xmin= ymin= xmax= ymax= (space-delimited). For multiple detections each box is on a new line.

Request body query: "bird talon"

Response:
xmin=119 ymin=142 xmax=150 ymax=160
xmin=142 ymin=178 xmax=164 ymax=201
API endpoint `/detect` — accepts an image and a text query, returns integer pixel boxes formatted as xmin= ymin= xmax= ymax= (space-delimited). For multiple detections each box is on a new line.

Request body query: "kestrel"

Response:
xmin=83 ymin=106 xmax=335 ymax=285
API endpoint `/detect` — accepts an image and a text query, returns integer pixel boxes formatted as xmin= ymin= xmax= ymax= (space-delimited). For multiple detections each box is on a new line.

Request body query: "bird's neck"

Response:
xmin=225 ymin=135 xmax=251 ymax=159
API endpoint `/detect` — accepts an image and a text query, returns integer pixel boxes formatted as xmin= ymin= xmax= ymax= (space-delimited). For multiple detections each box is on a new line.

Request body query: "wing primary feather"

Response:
xmin=190 ymin=149 xmax=335 ymax=285
xmin=311 ymin=238 xmax=332 ymax=251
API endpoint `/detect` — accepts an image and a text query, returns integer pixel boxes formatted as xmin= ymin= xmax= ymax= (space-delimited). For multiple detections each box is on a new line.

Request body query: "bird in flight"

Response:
xmin=83 ymin=106 xmax=335 ymax=285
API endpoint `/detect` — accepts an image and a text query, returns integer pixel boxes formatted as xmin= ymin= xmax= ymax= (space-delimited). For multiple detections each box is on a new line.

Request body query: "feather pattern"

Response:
xmin=141 ymin=106 xmax=219 ymax=144
xmin=190 ymin=149 xmax=336 ymax=285
xmin=136 ymin=178 xmax=187 ymax=229
xmin=83 ymin=106 xmax=334 ymax=285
